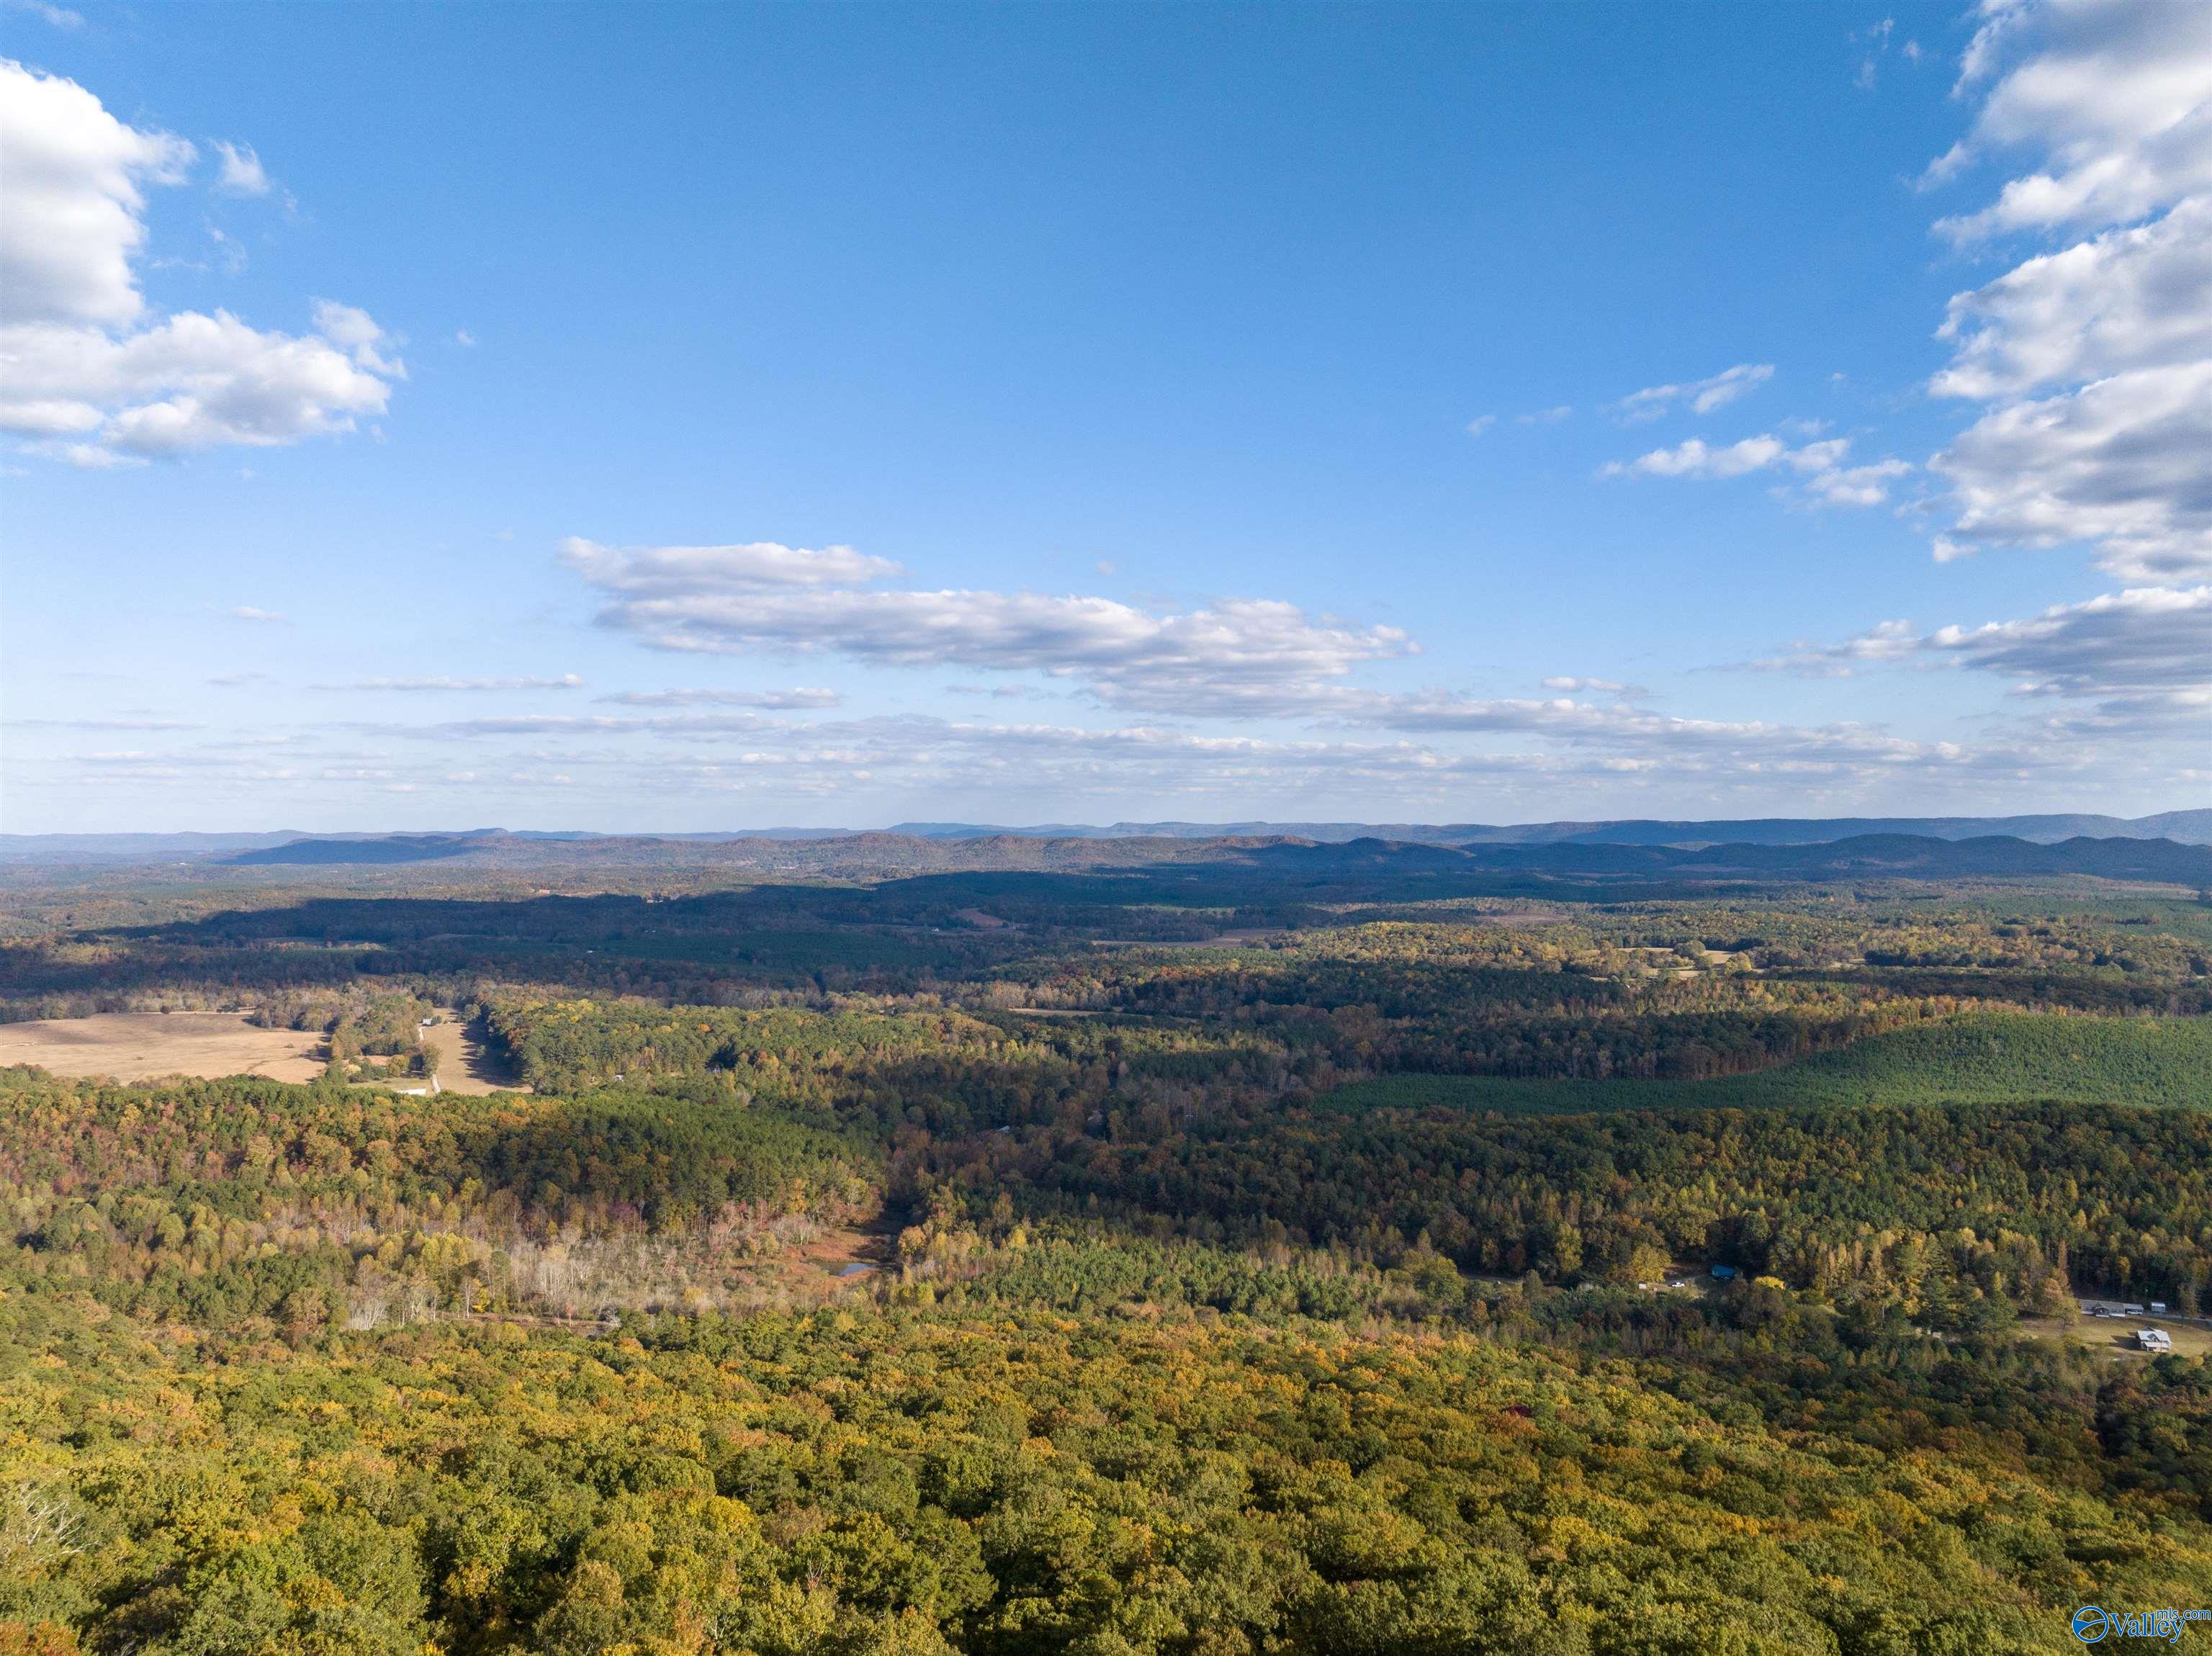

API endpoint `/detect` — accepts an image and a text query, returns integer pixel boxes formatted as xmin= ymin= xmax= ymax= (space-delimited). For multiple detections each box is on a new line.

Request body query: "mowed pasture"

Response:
xmin=416 ymin=1014 xmax=529 ymax=1094
xmin=0 ymin=1010 xmax=326 ymax=1082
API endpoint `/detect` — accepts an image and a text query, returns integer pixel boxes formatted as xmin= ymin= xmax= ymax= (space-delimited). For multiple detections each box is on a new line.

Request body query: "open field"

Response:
xmin=415 ymin=1012 xmax=528 ymax=1094
xmin=1320 ymin=1012 xmax=2212 ymax=1117
xmin=1087 ymin=927 xmax=1292 ymax=949
xmin=2018 ymin=1314 xmax=2212 ymax=1360
xmin=0 ymin=1010 xmax=325 ymax=1082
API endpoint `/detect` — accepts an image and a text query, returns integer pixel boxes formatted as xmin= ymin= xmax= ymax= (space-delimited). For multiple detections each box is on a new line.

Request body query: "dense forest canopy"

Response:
xmin=1 ymin=844 xmax=2208 ymax=1651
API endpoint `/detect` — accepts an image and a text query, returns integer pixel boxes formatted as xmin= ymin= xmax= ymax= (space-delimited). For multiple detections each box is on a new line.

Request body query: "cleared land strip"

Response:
xmin=415 ymin=1014 xmax=529 ymax=1094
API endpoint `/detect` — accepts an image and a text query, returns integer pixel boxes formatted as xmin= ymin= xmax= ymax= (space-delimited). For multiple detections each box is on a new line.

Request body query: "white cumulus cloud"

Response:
xmin=1603 ymin=433 xmax=1910 ymax=505
xmin=1925 ymin=1 xmax=2212 ymax=582
xmin=565 ymin=537 xmax=1416 ymax=716
xmin=1761 ymin=587 xmax=2211 ymax=735
xmin=1935 ymin=360 xmax=2212 ymax=582
xmin=560 ymin=537 xmax=902 ymax=593
xmin=5 ymin=308 xmax=401 ymax=455
xmin=1605 ymin=435 xmax=1786 ymax=478
xmin=1933 ymin=0 xmax=2212 ymax=241
xmin=1924 ymin=583 xmax=2211 ymax=696
xmin=0 ymin=61 xmax=400 ymax=462
xmin=1802 ymin=458 xmax=1915 ymax=508
xmin=1934 ymin=197 xmax=2212 ymax=399
xmin=0 ymin=58 xmax=194 ymax=328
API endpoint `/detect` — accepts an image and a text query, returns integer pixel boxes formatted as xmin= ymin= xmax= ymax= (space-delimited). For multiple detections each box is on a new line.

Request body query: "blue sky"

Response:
xmin=4 ymin=0 xmax=2207 ymax=832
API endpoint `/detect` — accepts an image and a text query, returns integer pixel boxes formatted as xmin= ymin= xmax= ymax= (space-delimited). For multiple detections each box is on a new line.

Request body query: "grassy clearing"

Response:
xmin=2018 ymin=1315 xmax=2212 ymax=1360
xmin=0 ymin=1010 xmax=325 ymax=1083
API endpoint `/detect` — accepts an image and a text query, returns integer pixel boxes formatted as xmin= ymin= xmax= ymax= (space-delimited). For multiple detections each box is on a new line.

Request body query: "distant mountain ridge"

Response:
xmin=0 ymin=827 xmax=2204 ymax=894
xmin=884 ymin=811 xmax=2212 ymax=847
xmin=204 ymin=828 xmax=2212 ymax=885
xmin=7 ymin=808 xmax=2208 ymax=867
xmin=1251 ymin=832 xmax=2212 ymax=885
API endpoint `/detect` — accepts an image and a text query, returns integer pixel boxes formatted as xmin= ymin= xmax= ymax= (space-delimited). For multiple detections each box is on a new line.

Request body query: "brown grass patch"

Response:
xmin=0 ymin=1012 xmax=325 ymax=1083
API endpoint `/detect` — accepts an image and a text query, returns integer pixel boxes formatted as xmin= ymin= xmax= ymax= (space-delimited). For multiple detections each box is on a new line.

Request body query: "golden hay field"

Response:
xmin=0 ymin=1011 xmax=327 ymax=1083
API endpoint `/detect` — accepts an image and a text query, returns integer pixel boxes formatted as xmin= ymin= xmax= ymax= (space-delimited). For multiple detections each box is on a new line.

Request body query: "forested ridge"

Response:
xmin=916 ymin=1097 xmax=2212 ymax=1311
xmin=1 ymin=865 xmax=2209 ymax=1650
